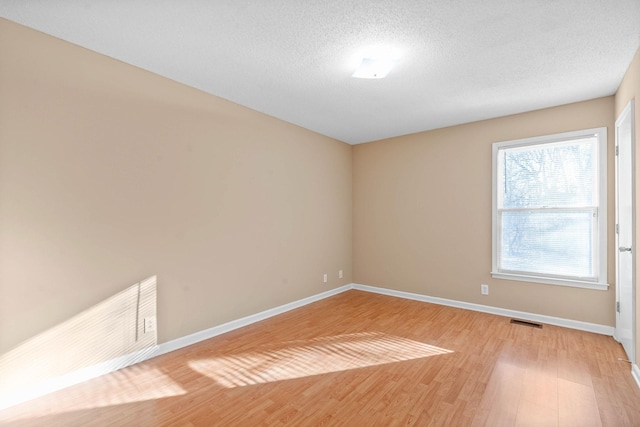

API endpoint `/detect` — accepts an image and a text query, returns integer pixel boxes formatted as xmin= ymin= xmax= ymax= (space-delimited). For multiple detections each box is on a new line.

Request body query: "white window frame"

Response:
xmin=491 ymin=127 xmax=608 ymax=290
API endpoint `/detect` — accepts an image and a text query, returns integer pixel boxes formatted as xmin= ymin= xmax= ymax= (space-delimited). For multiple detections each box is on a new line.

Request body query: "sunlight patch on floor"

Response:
xmin=189 ymin=332 xmax=452 ymax=388
xmin=0 ymin=364 xmax=185 ymax=423
xmin=71 ymin=364 xmax=187 ymax=409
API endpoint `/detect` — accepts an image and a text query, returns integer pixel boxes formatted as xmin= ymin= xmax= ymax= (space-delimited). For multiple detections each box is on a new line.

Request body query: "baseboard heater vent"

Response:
xmin=510 ymin=319 xmax=543 ymax=329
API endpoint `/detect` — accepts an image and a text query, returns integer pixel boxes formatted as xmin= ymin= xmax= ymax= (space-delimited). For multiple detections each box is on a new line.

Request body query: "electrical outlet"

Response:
xmin=144 ymin=316 xmax=156 ymax=333
xmin=339 ymin=269 xmax=343 ymax=279
xmin=481 ymin=284 xmax=489 ymax=295
xmin=323 ymin=273 xmax=328 ymax=283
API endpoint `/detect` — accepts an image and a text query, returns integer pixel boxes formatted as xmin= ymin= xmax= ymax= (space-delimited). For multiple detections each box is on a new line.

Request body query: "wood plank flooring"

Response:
xmin=1 ymin=290 xmax=639 ymax=426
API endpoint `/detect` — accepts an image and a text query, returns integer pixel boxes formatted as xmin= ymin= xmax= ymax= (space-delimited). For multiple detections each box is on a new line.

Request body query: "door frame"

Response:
xmin=615 ymin=99 xmax=636 ymax=363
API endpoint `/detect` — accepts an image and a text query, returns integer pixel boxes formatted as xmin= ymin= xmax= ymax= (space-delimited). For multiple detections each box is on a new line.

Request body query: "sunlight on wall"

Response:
xmin=189 ymin=332 xmax=452 ymax=388
xmin=0 ymin=276 xmax=157 ymax=410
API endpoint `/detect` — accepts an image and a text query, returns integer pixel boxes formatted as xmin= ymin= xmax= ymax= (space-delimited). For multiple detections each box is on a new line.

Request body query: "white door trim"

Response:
xmin=614 ymin=99 xmax=636 ymax=363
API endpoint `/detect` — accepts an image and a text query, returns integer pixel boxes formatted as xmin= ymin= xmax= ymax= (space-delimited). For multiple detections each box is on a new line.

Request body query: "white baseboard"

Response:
xmin=633 ymin=364 xmax=640 ymax=390
xmin=0 ymin=285 xmax=351 ymax=411
xmin=156 ymin=282 xmax=614 ymax=360
xmin=3 ymin=281 xmax=622 ymax=411
xmin=352 ymin=283 xmax=615 ymax=336
xmin=0 ymin=345 xmax=158 ymax=411
xmin=153 ymin=284 xmax=352 ymax=358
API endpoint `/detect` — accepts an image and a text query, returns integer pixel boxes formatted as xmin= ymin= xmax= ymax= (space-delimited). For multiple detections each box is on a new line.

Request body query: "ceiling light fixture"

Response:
xmin=352 ymin=57 xmax=396 ymax=79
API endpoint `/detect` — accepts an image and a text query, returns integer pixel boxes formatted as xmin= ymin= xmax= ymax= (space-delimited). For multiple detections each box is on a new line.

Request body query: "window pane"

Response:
xmin=500 ymin=138 xmax=596 ymax=209
xmin=500 ymin=210 xmax=594 ymax=278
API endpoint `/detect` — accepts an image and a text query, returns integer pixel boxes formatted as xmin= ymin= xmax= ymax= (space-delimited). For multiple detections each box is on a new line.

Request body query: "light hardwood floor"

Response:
xmin=1 ymin=290 xmax=639 ymax=426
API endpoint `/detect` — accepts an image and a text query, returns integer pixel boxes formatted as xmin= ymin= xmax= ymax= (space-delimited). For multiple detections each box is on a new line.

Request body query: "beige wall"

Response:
xmin=353 ymin=97 xmax=616 ymax=326
xmin=0 ymin=15 xmax=633 ymax=369
xmin=615 ymin=47 xmax=640 ymax=363
xmin=0 ymin=19 xmax=352 ymax=353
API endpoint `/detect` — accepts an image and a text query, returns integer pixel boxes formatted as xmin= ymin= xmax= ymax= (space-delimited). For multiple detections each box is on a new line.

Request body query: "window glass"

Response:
xmin=492 ymin=128 xmax=607 ymax=289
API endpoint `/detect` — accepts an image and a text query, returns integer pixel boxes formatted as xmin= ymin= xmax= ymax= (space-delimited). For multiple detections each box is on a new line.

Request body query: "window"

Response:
xmin=492 ymin=128 xmax=608 ymax=290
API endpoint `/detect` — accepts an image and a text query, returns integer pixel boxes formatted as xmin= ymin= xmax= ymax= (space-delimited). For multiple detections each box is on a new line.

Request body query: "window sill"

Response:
xmin=491 ymin=271 xmax=609 ymax=291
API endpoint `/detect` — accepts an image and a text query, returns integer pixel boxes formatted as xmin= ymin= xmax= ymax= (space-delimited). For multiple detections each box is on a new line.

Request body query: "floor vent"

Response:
xmin=510 ymin=319 xmax=543 ymax=329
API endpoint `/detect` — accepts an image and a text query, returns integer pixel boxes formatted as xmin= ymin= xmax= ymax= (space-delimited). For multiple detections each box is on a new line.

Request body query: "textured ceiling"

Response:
xmin=1 ymin=1 xmax=639 ymax=144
